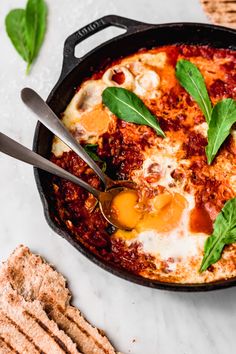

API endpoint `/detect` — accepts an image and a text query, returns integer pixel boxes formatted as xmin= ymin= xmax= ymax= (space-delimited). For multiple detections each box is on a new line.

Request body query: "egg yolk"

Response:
xmin=114 ymin=192 xmax=187 ymax=240
xmin=79 ymin=106 xmax=110 ymax=134
xmin=138 ymin=193 xmax=187 ymax=233
xmin=111 ymin=190 xmax=142 ymax=229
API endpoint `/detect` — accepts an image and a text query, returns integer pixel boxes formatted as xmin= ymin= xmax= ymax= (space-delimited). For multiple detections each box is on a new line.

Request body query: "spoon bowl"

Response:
xmin=98 ymin=186 xmax=136 ymax=230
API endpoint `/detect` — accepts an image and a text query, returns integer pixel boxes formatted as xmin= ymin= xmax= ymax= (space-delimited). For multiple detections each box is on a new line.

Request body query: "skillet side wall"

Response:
xmin=33 ymin=22 xmax=236 ymax=291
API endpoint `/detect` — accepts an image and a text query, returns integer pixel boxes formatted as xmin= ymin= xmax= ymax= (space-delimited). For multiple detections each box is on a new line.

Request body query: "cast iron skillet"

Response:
xmin=33 ymin=15 xmax=236 ymax=291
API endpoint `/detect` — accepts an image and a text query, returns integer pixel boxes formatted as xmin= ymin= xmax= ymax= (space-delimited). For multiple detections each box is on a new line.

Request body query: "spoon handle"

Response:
xmin=0 ymin=132 xmax=100 ymax=199
xmin=21 ymin=87 xmax=112 ymax=188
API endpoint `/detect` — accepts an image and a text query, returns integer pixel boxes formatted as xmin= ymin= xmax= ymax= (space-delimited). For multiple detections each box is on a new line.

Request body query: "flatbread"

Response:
xmin=200 ymin=0 xmax=236 ymax=28
xmin=0 ymin=283 xmax=80 ymax=354
xmin=0 ymin=245 xmax=118 ymax=354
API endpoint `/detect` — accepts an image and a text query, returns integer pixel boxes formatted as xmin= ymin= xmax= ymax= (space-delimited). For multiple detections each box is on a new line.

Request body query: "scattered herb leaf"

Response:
xmin=200 ymin=198 xmax=236 ymax=272
xmin=5 ymin=0 xmax=47 ymax=74
xmin=26 ymin=0 xmax=47 ymax=69
xmin=102 ymin=87 xmax=165 ymax=137
xmin=84 ymin=144 xmax=106 ymax=172
xmin=206 ymin=98 xmax=236 ymax=164
xmin=176 ymin=59 xmax=212 ymax=123
xmin=5 ymin=9 xmax=30 ymax=63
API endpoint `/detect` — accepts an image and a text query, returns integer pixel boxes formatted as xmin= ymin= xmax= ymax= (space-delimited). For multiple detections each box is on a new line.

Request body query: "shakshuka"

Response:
xmin=50 ymin=45 xmax=236 ymax=283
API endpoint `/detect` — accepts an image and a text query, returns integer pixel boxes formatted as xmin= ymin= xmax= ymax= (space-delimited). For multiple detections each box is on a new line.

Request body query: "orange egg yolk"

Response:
xmin=138 ymin=192 xmax=187 ymax=233
xmin=111 ymin=190 xmax=142 ymax=229
xmin=115 ymin=192 xmax=187 ymax=240
xmin=79 ymin=106 xmax=110 ymax=134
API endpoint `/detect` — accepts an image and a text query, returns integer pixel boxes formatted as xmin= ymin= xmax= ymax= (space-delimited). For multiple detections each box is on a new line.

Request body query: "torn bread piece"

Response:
xmin=0 ymin=283 xmax=80 ymax=354
xmin=0 ymin=245 xmax=117 ymax=354
xmin=200 ymin=0 xmax=236 ymax=28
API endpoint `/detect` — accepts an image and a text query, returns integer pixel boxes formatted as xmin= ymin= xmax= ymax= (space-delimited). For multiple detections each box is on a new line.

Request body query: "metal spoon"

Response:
xmin=0 ymin=132 xmax=132 ymax=230
xmin=21 ymin=87 xmax=134 ymax=190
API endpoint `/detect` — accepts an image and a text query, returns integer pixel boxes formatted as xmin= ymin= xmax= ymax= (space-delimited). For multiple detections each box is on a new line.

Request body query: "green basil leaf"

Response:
xmin=84 ymin=144 xmax=100 ymax=161
xmin=206 ymin=98 xmax=236 ymax=164
xmin=199 ymin=198 xmax=236 ymax=272
xmin=84 ymin=144 xmax=97 ymax=149
xmin=102 ymin=87 xmax=165 ymax=137
xmin=5 ymin=0 xmax=47 ymax=74
xmin=84 ymin=144 xmax=106 ymax=172
xmin=25 ymin=0 xmax=47 ymax=71
xmin=176 ymin=59 xmax=212 ymax=124
xmin=5 ymin=9 xmax=30 ymax=63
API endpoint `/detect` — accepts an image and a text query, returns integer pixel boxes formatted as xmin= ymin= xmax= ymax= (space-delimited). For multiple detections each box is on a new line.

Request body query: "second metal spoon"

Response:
xmin=0 ymin=132 xmax=131 ymax=230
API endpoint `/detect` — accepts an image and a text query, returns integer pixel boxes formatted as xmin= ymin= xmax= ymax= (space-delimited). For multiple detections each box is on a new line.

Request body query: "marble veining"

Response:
xmin=0 ymin=1 xmax=235 ymax=353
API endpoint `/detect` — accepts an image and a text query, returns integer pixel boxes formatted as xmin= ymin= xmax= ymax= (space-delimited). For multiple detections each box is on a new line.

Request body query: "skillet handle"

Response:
xmin=61 ymin=15 xmax=148 ymax=79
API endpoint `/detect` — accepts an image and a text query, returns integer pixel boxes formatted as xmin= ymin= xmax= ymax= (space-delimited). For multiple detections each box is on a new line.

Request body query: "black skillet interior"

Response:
xmin=33 ymin=15 xmax=236 ymax=291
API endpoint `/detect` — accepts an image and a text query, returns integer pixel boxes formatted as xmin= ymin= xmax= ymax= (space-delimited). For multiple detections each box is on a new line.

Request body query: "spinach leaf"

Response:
xmin=102 ymin=87 xmax=165 ymax=137
xmin=26 ymin=0 xmax=47 ymax=66
xmin=5 ymin=9 xmax=30 ymax=63
xmin=206 ymin=98 xmax=236 ymax=164
xmin=5 ymin=0 xmax=47 ymax=74
xmin=84 ymin=144 xmax=106 ymax=172
xmin=176 ymin=59 xmax=212 ymax=124
xmin=200 ymin=198 xmax=236 ymax=272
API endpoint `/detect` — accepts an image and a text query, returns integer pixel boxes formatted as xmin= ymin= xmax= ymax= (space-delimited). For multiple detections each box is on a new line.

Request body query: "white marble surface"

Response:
xmin=0 ymin=1 xmax=235 ymax=353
